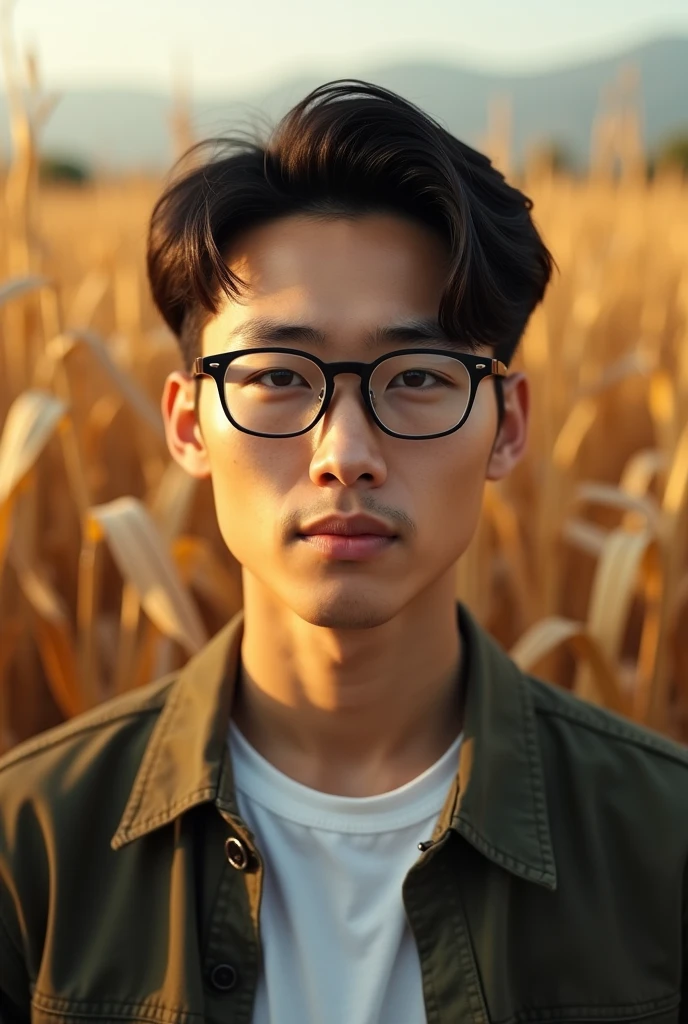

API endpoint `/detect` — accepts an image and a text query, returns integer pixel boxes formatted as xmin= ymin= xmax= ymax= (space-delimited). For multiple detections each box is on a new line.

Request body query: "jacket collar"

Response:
xmin=447 ymin=607 xmax=557 ymax=890
xmin=111 ymin=603 xmax=556 ymax=890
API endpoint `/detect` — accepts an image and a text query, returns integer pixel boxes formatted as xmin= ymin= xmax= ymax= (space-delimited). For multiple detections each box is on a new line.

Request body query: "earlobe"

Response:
xmin=486 ymin=428 xmax=513 ymax=481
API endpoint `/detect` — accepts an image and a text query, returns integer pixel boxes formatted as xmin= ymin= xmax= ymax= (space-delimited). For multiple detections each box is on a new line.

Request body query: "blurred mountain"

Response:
xmin=0 ymin=35 xmax=686 ymax=172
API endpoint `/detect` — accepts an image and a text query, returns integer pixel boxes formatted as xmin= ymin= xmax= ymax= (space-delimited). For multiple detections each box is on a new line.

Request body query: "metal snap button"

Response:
xmin=225 ymin=836 xmax=250 ymax=870
xmin=210 ymin=963 xmax=238 ymax=992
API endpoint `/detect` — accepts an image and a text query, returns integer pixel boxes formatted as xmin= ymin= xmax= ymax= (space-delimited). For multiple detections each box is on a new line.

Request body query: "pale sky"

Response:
xmin=10 ymin=0 xmax=688 ymax=96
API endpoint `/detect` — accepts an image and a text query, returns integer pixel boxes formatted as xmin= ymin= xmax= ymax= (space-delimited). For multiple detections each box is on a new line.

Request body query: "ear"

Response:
xmin=486 ymin=373 xmax=529 ymax=481
xmin=161 ymin=372 xmax=211 ymax=479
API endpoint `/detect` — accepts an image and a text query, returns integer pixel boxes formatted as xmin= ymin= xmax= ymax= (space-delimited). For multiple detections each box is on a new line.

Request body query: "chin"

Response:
xmin=288 ymin=581 xmax=403 ymax=630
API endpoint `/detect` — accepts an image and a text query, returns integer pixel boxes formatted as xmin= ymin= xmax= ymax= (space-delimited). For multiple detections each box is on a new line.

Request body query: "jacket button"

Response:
xmin=225 ymin=836 xmax=250 ymax=870
xmin=210 ymin=963 xmax=238 ymax=991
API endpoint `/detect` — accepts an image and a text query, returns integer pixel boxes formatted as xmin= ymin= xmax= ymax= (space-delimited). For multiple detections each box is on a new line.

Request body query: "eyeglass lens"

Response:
xmin=223 ymin=351 xmax=471 ymax=437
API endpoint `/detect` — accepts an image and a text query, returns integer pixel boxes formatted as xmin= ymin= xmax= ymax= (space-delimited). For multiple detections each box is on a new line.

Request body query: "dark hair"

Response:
xmin=147 ymin=80 xmax=553 ymax=372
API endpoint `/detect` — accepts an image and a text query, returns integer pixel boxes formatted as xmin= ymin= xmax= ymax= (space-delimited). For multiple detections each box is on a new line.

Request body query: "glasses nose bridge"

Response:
xmin=319 ymin=360 xmax=371 ymax=407
xmin=327 ymin=360 xmax=369 ymax=385
xmin=326 ymin=359 xmax=372 ymax=399
xmin=317 ymin=360 xmax=374 ymax=427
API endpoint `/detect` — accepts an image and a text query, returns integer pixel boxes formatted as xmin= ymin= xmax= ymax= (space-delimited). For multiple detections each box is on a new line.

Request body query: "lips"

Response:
xmin=298 ymin=514 xmax=397 ymax=538
xmin=296 ymin=514 xmax=398 ymax=561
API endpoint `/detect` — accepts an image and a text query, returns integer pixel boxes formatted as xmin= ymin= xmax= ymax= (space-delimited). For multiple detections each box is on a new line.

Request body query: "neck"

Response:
xmin=232 ymin=571 xmax=465 ymax=797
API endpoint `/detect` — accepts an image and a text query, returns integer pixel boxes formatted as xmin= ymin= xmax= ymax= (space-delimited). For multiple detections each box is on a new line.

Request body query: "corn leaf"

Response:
xmin=510 ymin=616 xmax=630 ymax=715
xmin=45 ymin=330 xmax=164 ymax=440
xmin=0 ymin=390 xmax=68 ymax=571
xmin=88 ymin=496 xmax=207 ymax=656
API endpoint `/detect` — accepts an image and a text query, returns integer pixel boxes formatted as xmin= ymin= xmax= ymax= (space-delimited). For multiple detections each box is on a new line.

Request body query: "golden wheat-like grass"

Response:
xmin=0 ymin=40 xmax=686 ymax=748
xmin=0 ymin=171 xmax=686 ymax=749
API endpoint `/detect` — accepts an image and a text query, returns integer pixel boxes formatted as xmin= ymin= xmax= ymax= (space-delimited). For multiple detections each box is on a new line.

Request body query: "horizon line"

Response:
xmin=1 ymin=28 xmax=686 ymax=102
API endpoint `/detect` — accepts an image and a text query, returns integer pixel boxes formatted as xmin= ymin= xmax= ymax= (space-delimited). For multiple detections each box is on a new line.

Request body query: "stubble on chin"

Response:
xmin=289 ymin=586 xmax=398 ymax=631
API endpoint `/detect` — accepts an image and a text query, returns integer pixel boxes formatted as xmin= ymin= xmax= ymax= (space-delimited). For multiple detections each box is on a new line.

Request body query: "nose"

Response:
xmin=308 ymin=375 xmax=388 ymax=489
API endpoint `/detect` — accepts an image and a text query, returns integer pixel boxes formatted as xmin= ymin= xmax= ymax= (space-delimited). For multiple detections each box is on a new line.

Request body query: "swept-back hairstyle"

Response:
xmin=147 ymin=80 xmax=553 ymax=371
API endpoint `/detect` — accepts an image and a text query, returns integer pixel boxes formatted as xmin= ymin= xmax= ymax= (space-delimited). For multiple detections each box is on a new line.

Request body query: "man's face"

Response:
xmin=163 ymin=213 xmax=528 ymax=629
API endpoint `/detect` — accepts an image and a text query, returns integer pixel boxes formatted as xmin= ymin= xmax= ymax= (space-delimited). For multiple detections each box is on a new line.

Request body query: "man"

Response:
xmin=0 ymin=81 xmax=687 ymax=1024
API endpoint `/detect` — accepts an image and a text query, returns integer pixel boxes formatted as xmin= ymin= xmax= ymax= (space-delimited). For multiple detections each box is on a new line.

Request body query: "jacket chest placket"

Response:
xmin=404 ymin=837 xmax=490 ymax=1024
xmin=202 ymin=819 xmax=264 ymax=1024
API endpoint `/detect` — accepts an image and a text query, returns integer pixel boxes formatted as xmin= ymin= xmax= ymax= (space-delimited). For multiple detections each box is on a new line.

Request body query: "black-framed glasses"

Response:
xmin=192 ymin=347 xmax=508 ymax=440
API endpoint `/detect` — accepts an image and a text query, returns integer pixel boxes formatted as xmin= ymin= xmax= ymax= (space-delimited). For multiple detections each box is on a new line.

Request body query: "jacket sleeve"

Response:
xmin=0 ymin=892 xmax=31 ymax=1023
xmin=684 ymin=860 xmax=688 ymax=1022
xmin=682 ymin=849 xmax=688 ymax=1021
xmin=0 ymin=777 xmax=32 ymax=1024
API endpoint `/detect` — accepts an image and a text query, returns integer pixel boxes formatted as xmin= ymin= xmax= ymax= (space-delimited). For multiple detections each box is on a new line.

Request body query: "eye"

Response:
xmin=389 ymin=369 xmax=443 ymax=389
xmin=253 ymin=369 xmax=310 ymax=388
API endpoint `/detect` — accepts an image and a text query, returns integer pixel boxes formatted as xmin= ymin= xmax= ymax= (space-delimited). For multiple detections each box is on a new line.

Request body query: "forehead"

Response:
xmin=203 ymin=213 xmax=450 ymax=352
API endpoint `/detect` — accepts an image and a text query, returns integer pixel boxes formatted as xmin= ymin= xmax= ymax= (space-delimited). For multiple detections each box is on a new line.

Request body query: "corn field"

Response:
xmin=1 ymin=50 xmax=687 ymax=753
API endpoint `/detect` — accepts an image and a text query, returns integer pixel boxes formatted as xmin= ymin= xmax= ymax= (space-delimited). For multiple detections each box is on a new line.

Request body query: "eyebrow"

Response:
xmin=228 ymin=316 xmax=457 ymax=348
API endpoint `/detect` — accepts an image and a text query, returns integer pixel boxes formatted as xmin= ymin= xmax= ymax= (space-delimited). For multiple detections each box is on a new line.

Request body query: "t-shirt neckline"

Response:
xmin=228 ymin=722 xmax=463 ymax=834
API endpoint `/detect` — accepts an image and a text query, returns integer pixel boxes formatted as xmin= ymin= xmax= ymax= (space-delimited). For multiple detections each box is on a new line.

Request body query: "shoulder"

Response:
xmin=526 ymin=673 xmax=688 ymax=804
xmin=0 ymin=674 xmax=176 ymax=810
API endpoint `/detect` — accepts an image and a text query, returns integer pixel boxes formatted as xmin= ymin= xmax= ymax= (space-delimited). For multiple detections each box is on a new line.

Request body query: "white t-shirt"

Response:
xmin=228 ymin=721 xmax=463 ymax=1024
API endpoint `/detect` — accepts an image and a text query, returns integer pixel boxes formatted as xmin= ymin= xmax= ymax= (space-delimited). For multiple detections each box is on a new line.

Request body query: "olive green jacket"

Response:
xmin=1 ymin=604 xmax=687 ymax=1024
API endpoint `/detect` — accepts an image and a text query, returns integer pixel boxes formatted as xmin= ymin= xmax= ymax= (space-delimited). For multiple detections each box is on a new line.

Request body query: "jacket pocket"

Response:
xmin=507 ymin=993 xmax=681 ymax=1024
xmin=31 ymin=991 xmax=204 ymax=1024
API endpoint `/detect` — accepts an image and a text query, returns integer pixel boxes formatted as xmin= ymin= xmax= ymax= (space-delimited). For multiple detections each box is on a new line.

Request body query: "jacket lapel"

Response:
xmin=111 ymin=611 xmax=244 ymax=850
xmin=449 ymin=606 xmax=557 ymax=890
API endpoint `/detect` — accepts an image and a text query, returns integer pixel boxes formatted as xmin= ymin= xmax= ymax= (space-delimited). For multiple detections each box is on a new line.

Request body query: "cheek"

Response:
xmin=419 ymin=442 xmax=488 ymax=515
xmin=202 ymin=422 xmax=301 ymax=555
xmin=407 ymin=418 xmax=494 ymax=556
